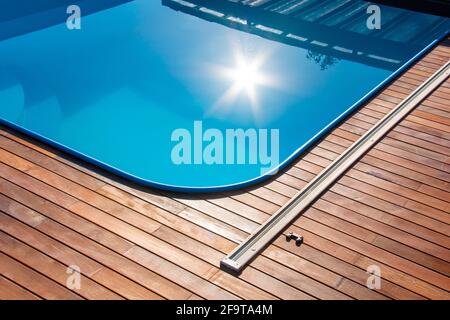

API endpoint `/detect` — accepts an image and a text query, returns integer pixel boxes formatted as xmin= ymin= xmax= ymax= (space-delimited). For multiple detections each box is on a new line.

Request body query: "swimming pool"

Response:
xmin=0 ymin=0 xmax=449 ymax=192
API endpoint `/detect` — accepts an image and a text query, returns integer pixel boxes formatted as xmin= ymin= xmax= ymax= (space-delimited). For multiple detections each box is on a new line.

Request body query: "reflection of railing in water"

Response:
xmin=371 ymin=0 xmax=450 ymax=17
xmin=163 ymin=0 xmax=449 ymax=71
xmin=1 ymin=0 xmax=448 ymax=68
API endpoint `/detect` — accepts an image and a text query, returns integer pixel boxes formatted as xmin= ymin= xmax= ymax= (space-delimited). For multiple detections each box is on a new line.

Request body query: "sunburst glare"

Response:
xmin=208 ymin=48 xmax=276 ymax=121
xmin=228 ymin=55 xmax=265 ymax=95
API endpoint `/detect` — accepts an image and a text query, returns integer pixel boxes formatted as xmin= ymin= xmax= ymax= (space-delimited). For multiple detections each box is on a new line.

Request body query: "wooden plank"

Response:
xmin=282 ymin=165 xmax=450 ymax=237
xmin=0 ymin=186 xmax=192 ymax=299
xmin=271 ymin=236 xmax=421 ymax=300
xmin=327 ymin=136 xmax=450 ymax=191
xmin=0 ymin=230 xmax=124 ymax=300
xmin=280 ymin=224 xmax=448 ymax=300
xmin=0 ymin=155 xmax=314 ymax=300
xmin=0 ymin=250 xmax=82 ymax=300
xmin=250 ymin=256 xmax=351 ymax=300
xmin=293 ymin=216 xmax=450 ymax=293
xmin=261 ymin=245 xmax=388 ymax=300
xmin=333 ymin=128 xmax=450 ymax=182
xmin=319 ymin=192 xmax=450 ymax=251
xmin=0 ymin=184 xmax=167 ymax=300
xmin=308 ymin=203 xmax=450 ymax=273
xmin=0 ymin=275 xmax=40 ymax=300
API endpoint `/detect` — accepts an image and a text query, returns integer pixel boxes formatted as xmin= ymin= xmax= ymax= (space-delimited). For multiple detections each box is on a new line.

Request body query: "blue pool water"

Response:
xmin=0 ymin=0 xmax=449 ymax=191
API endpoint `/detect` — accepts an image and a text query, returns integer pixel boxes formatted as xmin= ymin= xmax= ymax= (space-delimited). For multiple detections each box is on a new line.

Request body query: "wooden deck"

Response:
xmin=0 ymin=39 xmax=449 ymax=300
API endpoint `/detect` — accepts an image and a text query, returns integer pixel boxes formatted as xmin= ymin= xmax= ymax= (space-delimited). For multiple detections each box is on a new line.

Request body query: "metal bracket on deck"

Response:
xmin=286 ymin=232 xmax=303 ymax=246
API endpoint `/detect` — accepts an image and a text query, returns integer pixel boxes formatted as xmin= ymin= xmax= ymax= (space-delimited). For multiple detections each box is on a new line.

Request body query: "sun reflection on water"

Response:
xmin=208 ymin=48 xmax=276 ymax=121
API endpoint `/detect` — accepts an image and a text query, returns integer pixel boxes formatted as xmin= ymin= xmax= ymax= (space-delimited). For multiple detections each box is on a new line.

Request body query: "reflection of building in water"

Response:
xmin=163 ymin=0 xmax=449 ymax=71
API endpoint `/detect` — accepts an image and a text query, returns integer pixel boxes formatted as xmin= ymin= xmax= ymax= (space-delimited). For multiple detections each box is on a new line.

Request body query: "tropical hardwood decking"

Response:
xmin=0 ymin=39 xmax=449 ymax=300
